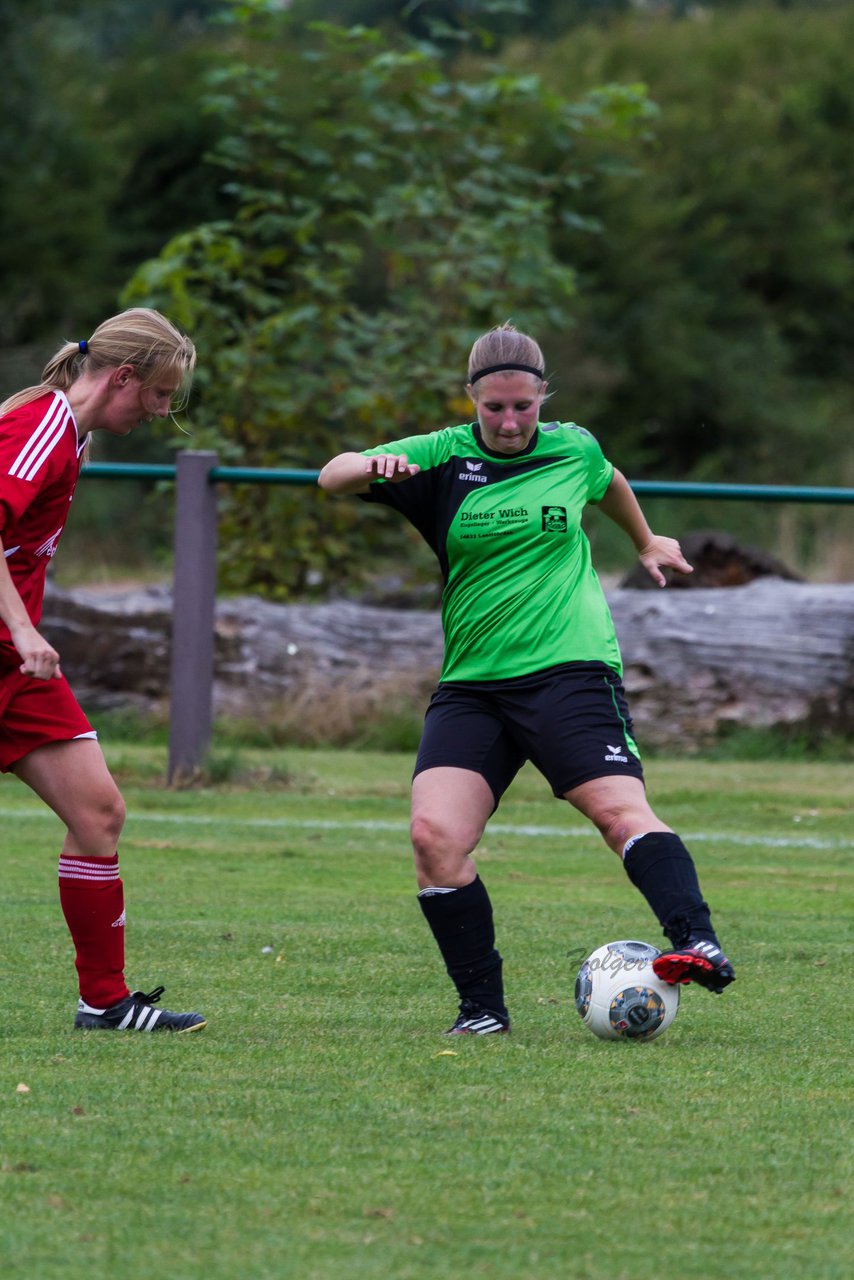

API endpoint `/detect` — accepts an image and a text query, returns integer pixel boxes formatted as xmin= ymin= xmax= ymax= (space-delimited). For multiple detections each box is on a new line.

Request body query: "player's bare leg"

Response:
xmin=14 ymin=738 xmax=125 ymax=856
xmin=410 ymin=766 xmax=493 ymax=888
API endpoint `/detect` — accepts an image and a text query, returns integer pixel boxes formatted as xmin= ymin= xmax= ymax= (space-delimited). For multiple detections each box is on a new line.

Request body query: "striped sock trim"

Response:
xmin=622 ymin=833 xmax=651 ymax=860
xmin=58 ymin=854 xmax=120 ymax=883
xmin=417 ymin=886 xmax=459 ymax=898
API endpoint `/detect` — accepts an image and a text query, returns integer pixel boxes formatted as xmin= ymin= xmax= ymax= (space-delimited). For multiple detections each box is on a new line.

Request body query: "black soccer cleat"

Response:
xmin=653 ymin=940 xmax=735 ymax=994
xmin=445 ymin=999 xmax=510 ymax=1036
xmin=74 ymin=985 xmax=206 ymax=1032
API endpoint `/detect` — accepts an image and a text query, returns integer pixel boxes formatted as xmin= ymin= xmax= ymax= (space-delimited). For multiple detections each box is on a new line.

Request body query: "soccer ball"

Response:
xmin=574 ymin=939 xmax=680 ymax=1041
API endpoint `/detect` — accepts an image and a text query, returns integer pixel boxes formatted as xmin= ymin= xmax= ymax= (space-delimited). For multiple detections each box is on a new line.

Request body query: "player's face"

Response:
xmin=102 ymin=368 xmax=182 ymax=436
xmin=468 ymin=371 xmax=545 ymax=454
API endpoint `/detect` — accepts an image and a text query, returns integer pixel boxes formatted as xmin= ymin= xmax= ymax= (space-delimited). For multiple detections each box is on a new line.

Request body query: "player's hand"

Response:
xmin=12 ymin=622 xmax=63 ymax=681
xmin=637 ymin=536 xmax=693 ymax=588
xmin=366 ymin=454 xmax=421 ymax=483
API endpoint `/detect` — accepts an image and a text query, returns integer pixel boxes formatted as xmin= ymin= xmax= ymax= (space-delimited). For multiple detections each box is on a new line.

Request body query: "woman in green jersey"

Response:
xmin=318 ymin=323 xmax=734 ymax=1035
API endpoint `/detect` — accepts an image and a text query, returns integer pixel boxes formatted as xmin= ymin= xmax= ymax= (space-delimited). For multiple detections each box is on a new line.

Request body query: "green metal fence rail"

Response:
xmin=625 ymin=481 xmax=854 ymax=505
xmin=80 ymin=453 xmax=854 ymax=781
xmin=85 ymin=461 xmax=854 ymax=503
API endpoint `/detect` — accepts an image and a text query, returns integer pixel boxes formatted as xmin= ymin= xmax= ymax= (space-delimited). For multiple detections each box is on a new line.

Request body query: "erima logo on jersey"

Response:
xmin=604 ymin=743 xmax=629 ymax=763
xmin=459 ymin=464 xmax=488 ymax=484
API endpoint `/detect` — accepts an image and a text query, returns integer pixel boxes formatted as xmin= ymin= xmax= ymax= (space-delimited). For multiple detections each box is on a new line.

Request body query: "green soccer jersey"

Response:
xmin=360 ymin=421 xmax=623 ymax=682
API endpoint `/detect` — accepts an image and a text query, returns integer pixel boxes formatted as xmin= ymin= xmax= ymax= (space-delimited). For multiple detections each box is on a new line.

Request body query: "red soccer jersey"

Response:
xmin=0 ymin=391 xmax=86 ymax=664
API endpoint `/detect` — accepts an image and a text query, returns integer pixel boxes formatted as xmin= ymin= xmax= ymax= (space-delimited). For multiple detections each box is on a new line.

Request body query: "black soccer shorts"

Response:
xmin=413 ymin=661 xmax=645 ymax=807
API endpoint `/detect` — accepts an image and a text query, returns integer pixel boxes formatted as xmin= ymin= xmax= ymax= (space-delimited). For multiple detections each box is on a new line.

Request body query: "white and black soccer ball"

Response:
xmin=574 ymin=939 xmax=680 ymax=1041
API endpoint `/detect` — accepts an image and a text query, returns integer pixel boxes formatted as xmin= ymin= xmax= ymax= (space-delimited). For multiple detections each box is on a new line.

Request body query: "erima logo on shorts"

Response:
xmin=542 ymin=506 xmax=567 ymax=532
xmin=604 ymin=743 xmax=628 ymax=763
xmin=459 ymin=460 xmax=488 ymax=484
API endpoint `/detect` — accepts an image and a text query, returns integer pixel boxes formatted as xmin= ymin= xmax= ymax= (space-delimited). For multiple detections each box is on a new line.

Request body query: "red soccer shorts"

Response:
xmin=0 ymin=667 xmax=96 ymax=771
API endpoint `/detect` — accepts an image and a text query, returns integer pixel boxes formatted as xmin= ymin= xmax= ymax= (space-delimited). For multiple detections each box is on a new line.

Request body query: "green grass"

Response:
xmin=1 ymin=750 xmax=851 ymax=1280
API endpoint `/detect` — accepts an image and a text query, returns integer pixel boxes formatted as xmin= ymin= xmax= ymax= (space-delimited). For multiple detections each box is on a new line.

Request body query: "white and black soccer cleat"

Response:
xmin=445 ymin=999 xmax=510 ymax=1035
xmin=653 ymin=940 xmax=735 ymax=994
xmin=74 ymin=985 xmax=206 ymax=1032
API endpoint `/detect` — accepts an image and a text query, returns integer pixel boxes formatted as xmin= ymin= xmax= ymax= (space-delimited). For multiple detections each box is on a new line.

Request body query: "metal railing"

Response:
xmin=86 ymin=460 xmax=854 ymax=503
xmin=83 ymin=453 xmax=854 ymax=781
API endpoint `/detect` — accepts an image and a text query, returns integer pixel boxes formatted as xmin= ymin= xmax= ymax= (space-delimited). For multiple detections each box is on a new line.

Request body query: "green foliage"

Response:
xmin=275 ymin=0 xmax=850 ymax=46
xmin=287 ymin=0 xmax=539 ymax=49
xmin=124 ymin=9 xmax=653 ymax=595
xmin=525 ymin=5 xmax=854 ymax=488
xmin=0 ymin=0 xmax=225 ymax=347
xmin=3 ymin=1 xmax=853 ymax=588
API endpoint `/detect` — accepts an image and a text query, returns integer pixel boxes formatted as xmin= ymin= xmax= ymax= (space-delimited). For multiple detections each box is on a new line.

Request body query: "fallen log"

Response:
xmin=41 ymin=578 xmax=854 ymax=748
xmin=608 ymin=580 xmax=853 ymax=746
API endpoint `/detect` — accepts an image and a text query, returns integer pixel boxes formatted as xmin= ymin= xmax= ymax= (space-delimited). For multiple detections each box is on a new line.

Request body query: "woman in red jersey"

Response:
xmin=0 ymin=308 xmax=205 ymax=1032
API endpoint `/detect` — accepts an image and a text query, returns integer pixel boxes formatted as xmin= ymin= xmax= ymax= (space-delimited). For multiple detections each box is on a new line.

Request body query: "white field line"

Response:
xmin=0 ymin=806 xmax=845 ymax=850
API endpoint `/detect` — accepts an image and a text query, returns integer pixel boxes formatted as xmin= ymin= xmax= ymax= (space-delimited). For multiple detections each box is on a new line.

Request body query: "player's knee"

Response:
xmin=411 ymin=810 xmax=479 ymax=864
xmin=80 ymin=785 xmax=126 ymax=848
xmin=105 ymin=790 xmax=127 ymax=842
xmin=597 ymin=808 xmax=669 ymax=856
xmin=410 ymin=811 xmax=447 ymax=862
xmin=592 ymin=806 xmax=645 ymax=854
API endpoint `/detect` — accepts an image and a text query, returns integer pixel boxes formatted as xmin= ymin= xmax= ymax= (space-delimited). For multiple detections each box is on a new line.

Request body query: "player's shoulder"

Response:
xmin=538 ymin=421 xmax=603 ymax=452
xmin=438 ymin=421 xmax=480 ymax=450
xmin=0 ymin=390 xmax=78 ymax=476
xmin=364 ymin=422 xmax=476 ymax=464
xmin=539 ymin=420 xmax=596 ymax=439
xmin=1 ymin=390 xmax=70 ymax=433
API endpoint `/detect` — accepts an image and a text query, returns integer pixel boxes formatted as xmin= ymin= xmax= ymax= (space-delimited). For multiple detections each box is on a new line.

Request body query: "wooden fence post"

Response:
xmin=168 ymin=450 xmax=219 ymax=784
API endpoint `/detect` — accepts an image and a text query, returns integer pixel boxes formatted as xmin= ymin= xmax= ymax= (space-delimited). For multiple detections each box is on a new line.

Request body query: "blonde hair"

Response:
xmin=467 ymin=323 xmax=546 ymax=386
xmin=0 ymin=308 xmax=196 ymax=418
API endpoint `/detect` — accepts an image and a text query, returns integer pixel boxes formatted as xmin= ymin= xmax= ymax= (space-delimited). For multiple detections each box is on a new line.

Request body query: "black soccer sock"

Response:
xmin=622 ymin=832 xmax=720 ymax=949
xmin=417 ymin=876 xmax=507 ymax=1019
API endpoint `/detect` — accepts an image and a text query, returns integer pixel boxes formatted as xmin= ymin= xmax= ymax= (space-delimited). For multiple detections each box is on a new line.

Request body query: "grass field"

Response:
xmin=1 ymin=747 xmax=851 ymax=1280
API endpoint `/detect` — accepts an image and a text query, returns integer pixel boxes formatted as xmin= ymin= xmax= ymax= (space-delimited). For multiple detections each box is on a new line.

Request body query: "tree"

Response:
xmin=0 ymin=0 xmax=225 ymax=351
xmin=530 ymin=4 xmax=854 ymax=492
xmin=125 ymin=6 xmax=652 ymax=596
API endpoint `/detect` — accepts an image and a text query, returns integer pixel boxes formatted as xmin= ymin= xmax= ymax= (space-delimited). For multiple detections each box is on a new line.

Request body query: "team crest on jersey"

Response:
xmin=541 ymin=506 xmax=567 ymax=533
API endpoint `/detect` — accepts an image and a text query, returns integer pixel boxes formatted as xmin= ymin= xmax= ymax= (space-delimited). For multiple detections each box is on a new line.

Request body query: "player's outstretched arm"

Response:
xmin=0 ymin=539 xmax=62 ymax=679
xmin=596 ymin=469 xmax=693 ymax=588
xmin=318 ymin=451 xmax=421 ymax=495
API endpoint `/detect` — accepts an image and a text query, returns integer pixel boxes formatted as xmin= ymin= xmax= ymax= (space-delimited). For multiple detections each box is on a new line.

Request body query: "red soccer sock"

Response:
xmin=58 ymin=852 xmax=130 ymax=1009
